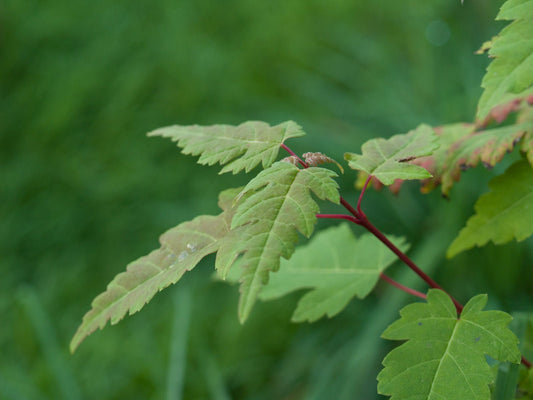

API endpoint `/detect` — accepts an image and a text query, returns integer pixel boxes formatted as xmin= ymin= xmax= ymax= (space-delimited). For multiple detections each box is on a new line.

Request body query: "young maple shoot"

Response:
xmin=72 ymin=0 xmax=533 ymax=398
xmin=70 ymin=116 xmax=529 ymax=395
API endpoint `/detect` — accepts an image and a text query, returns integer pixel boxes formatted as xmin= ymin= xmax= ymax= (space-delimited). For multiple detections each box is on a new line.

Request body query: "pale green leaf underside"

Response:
xmin=72 ymin=161 xmax=341 ymax=348
xmin=148 ymin=120 xmax=304 ymax=174
xmin=477 ymin=0 xmax=533 ymax=120
xmin=70 ymin=188 xmax=241 ymax=352
xmin=231 ymin=161 xmax=340 ymax=322
xmin=259 ymin=223 xmax=409 ymax=322
xmin=344 ymin=124 xmax=439 ymax=185
xmin=378 ymin=290 xmax=521 ymax=400
xmin=447 ymin=160 xmax=533 ymax=258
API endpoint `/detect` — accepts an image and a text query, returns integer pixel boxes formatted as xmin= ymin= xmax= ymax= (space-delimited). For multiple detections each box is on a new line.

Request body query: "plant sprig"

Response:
xmin=72 ymin=0 xmax=533 ymax=396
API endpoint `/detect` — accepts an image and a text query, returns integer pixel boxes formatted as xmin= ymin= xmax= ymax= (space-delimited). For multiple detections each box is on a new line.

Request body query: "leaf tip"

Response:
xmin=69 ymin=339 xmax=79 ymax=354
xmin=70 ymin=329 xmax=87 ymax=354
xmin=237 ymin=308 xmax=249 ymax=325
xmin=445 ymin=244 xmax=460 ymax=259
xmin=146 ymin=126 xmax=169 ymax=138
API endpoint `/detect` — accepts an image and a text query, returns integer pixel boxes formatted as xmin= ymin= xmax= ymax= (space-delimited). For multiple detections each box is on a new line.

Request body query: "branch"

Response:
xmin=358 ymin=216 xmax=463 ymax=313
xmin=357 ymin=175 xmax=372 ymax=215
xmin=316 ymin=214 xmax=360 ymax=224
xmin=379 ymin=273 xmax=427 ymax=300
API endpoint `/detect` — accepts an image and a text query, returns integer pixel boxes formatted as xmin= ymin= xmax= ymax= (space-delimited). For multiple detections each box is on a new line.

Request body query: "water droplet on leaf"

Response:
xmin=186 ymin=243 xmax=197 ymax=252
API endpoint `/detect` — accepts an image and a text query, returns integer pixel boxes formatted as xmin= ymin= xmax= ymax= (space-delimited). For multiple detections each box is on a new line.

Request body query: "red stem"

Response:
xmin=316 ymin=213 xmax=360 ymax=224
xmin=340 ymin=197 xmax=360 ymax=218
xmin=281 ymin=144 xmax=308 ymax=168
xmin=380 ymin=273 xmax=427 ymax=300
xmin=357 ymin=175 xmax=372 ymax=215
xmin=358 ymin=216 xmax=463 ymax=314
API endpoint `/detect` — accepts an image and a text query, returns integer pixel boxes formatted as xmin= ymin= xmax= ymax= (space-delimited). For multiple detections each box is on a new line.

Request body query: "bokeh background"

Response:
xmin=3 ymin=0 xmax=533 ymax=399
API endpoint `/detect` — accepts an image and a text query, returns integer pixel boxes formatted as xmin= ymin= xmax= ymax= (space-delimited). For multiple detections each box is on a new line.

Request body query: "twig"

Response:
xmin=380 ymin=273 xmax=427 ymax=300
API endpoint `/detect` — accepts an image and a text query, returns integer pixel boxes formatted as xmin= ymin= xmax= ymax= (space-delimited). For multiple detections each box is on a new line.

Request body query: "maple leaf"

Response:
xmin=378 ymin=289 xmax=521 ymax=400
xmin=477 ymin=0 xmax=533 ymax=121
xmin=415 ymin=123 xmax=476 ymax=195
xmin=230 ymin=161 xmax=340 ymax=322
xmin=148 ymin=120 xmax=304 ymax=174
xmin=258 ymin=224 xmax=409 ymax=322
xmin=70 ymin=188 xmax=241 ymax=352
xmin=383 ymin=107 xmax=533 ymax=196
xmin=447 ymin=160 xmax=533 ymax=257
xmin=428 ymin=120 xmax=532 ymax=195
xmin=344 ymin=124 xmax=439 ymax=185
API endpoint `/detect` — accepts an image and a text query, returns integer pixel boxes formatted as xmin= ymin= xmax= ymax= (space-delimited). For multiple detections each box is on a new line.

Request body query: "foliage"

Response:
xmin=71 ymin=158 xmax=340 ymax=349
xmin=70 ymin=188 xmax=241 ymax=352
xmin=258 ymin=224 xmax=409 ymax=322
xmin=448 ymin=160 xmax=533 ymax=257
xmin=344 ymin=124 xmax=438 ymax=185
xmin=477 ymin=0 xmax=533 ymax=121
xmin=5 ymin=0 xmax=533 ymax=399
xmin=367 ymin=102 xmax=533 ymax=196
xmin=377 ymin=290 xmax=520 ymax=399
xmin=67 ymin=0 xmax=533 ymax=398
xmin=148 ymin=121 xmax=304 ymax=174
xmin=229 ymin=162 xmax=340 ymax=321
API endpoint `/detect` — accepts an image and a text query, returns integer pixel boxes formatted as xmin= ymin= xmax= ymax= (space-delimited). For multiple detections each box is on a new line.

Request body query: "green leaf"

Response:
xmin=70 ymin=188 xmax=240 ymax=352
xmin=230 ymin=161 xmax=340 ymax=322
xmin=147 ymin=120 xmax=304 ymax=174
xmin=447 ymin=160 xmax=533 ymax=257
xmin=477 ymin=0 xmax=533 ymax=121
xmin=384 ymin=111 xmax=533 ymax=196
xmin=344 ymin=124 xmax=438 ymax=185
xmin=378 ymin=290 xmax=521 ymax=400
xmin=258 ymin=224 xmax=409 ymax=322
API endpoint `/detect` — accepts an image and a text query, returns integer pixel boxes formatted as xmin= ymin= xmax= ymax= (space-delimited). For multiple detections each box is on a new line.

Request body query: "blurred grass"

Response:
xmin=2 ymin=0 xmax=532 ymax=398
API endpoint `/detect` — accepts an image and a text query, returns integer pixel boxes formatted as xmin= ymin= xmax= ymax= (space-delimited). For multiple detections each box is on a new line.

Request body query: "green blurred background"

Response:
xmin=3 ymin=0 xmax=533 ymax=399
